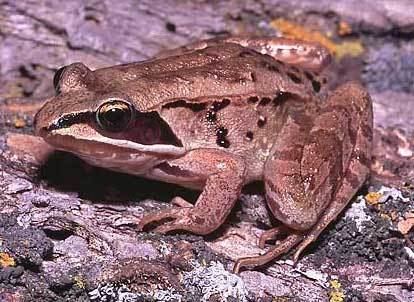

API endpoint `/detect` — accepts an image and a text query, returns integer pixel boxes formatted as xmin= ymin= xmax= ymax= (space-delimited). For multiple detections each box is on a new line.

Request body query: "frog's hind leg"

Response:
xmin=157 ymin=36 xmax=331 ymax=72
xmin=237 ymin=82 xmax=372 ymax=272
xmin=292 ymin=83 xmax=373 ymax=262
xmin=223 ymin=37 xmax=332 ymax=72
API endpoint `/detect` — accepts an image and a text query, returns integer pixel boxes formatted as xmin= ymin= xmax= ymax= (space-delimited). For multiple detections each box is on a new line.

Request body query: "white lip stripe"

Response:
xmin=51 ymin=133 xmax=186 ymax=156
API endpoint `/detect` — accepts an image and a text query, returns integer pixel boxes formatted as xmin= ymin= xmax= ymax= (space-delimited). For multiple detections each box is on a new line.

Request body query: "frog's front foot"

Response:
xmin=138 ymin=149 xmax=245 ymax=236
xmin=138 ymin=206 xmax=212 ymax=235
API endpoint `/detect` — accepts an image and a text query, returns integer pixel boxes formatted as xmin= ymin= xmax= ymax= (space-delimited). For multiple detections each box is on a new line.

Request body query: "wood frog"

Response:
xmin=34 ymin=37 xmax=373 ymax=272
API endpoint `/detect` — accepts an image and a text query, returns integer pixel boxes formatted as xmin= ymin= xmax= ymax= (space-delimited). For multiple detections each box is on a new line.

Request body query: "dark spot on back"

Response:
xmin=259 ymin=97 xmax=271 ymax=106
xmin=211 ymin=99 xmax=231 ymax=112
xmin=248 ymin=96 xmax=259 ymax=103
xmin=217 ymin=139 xmax=230 ymax=148
xmin=206 ymin=98 xmax=230 ymax=123
xmin=304 ymin=71 xmax=314 ymax=81
xmin=250 ymin=72 xmax=257 ymax=82
xmin=273 ymin=91 xmax=290 ymax=104
xmin=260 ymin=61 xmax=280 ymax=73
xmin=216 ymin=126 xmax=230 ymax=148
xmin=217 ymin=126 xmax=228 ymax=137
xmin=287 ymin=71 xmax=303 ymax=84
xmin=257 ymin=116 xmax=267 ymax=128
xmin=312 ymin=80 xmax=321 ymax=93
xmin=163 ymin=100 xmax=206 ymax=111
xmin=206 ymin=111 xmax=216 ymax=122
xmin=246 ymin=131 xmax=254 ymax=141
xmin=304 ymin=71 xmax=321 ymax=92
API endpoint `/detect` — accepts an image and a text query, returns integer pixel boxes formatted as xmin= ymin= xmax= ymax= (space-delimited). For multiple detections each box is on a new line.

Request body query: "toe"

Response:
xmin=137 ymin=208 xmax=181 ymax=231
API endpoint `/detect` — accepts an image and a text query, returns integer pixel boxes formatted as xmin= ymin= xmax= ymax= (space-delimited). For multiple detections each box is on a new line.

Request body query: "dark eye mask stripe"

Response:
xmin=48 ymin=112 xmax=92 ymax=131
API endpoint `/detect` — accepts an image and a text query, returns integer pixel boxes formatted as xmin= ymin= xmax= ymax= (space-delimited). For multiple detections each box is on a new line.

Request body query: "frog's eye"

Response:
xmin=96 ymin=100 xmax=134 ymax=132
xmin=53 ymin=66 xmax=67 ymax=95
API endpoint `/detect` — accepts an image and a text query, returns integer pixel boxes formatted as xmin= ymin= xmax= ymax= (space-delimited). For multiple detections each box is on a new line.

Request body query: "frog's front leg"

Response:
xmin=235 ymin=82 xmax=372 ymax=272
xmin=138 ymin=149 xmax=246 ymax=235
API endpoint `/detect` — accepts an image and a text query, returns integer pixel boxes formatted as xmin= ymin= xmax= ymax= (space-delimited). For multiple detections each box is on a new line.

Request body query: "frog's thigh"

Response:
xmin=139 ymin=149 xmax=246 ymax=235
xmin=157 ymin=36 xmax=331 ymax=72
xmin=292 ymin=82 xmax=373 ymax=260
xmin=265 ymin=82 xmax=372 ymax=233
xmin=224 ymin=36 xmax=331 ymax=72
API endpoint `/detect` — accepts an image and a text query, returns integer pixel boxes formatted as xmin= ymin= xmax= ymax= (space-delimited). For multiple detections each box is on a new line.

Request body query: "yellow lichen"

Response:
xmin=1 ymin=82 xmax=25 ymax=99
xmin=13 ymin=117 xmax=27 ymax=128
xmin=329 ymin=279 xmax=345 ymax=302
xmin=73 ymin=275 xmax=86 ymax=289
xmin=365 ymin=192 xmax=382 ymax=205
xmin=272 ymin=297 xmax=289 ymax=302
xmin=335 ymin=41 xmax=365 ymax=60
xmin=270 ymin=18 xmax=364 ymax=60
xmin=380 ymin=212 xmax=392 ymax=221
xmin=330 ymin=279 xmax=341 ymax=289
xmin=0 ymin=252 xmax=16 ymax=267
xmin=337 ymin=21 xmax=352 ymax=36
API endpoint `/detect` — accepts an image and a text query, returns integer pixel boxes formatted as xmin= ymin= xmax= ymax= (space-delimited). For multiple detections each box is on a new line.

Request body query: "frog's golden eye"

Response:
xmin=53 ymin=66 xmax=67 ymax=95
xmin=96 ymin=100 xmax=134 ymax=132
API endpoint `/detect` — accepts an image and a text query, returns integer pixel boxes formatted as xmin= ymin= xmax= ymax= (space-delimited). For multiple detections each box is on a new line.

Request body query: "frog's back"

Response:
xmin=93 ymin=43 xmax=325 ymax=112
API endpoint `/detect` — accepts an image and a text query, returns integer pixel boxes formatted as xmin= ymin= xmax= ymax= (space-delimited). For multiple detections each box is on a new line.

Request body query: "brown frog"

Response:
xmin=34 ymin=37 xmax=373 ymax=272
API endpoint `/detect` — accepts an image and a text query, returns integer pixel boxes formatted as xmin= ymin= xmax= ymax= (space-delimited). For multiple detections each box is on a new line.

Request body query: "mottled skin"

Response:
xmin=34 ymin=37 xmax=373 ymax=272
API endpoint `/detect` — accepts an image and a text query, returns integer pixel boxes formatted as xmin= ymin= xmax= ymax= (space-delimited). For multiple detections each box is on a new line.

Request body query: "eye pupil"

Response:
xmin=97 ymin=100 xmax=133 ymax=132
xmin=105 ymin=108 xmax=125 ymax=123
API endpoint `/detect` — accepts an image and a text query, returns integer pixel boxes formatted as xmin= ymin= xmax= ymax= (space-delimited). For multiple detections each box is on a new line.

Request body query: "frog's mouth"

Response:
xmin=36 ymin=108 xmax=186 ymax=172
xmin=43 ymin=130 xmax=185 ymax=156
xmin=40 ymin=126 xmax=186 ymax=173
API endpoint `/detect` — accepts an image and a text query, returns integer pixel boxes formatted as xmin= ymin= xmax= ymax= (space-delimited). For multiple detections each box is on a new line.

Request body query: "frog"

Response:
xmin=34 ymin=36 xmax=373 ymax=273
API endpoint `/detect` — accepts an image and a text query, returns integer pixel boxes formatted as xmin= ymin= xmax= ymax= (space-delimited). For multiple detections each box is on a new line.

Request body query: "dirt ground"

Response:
xmin=1 ymin=1 xmax=414 ymax=301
